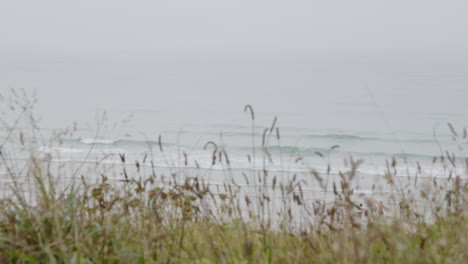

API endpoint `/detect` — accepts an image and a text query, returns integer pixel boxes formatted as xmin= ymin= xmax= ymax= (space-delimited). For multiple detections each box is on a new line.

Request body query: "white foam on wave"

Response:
xmin=39 ymin=146 xmax=83 ymax=154
xmin=80 ymin=138 xmax=117 ymax=145
xmin=39 ymin=146 xmax=125 ymax=155
xmin=35 ymin=146 xmax=467 ymax=180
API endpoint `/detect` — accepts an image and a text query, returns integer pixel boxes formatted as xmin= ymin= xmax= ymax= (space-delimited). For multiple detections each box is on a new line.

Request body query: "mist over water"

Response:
xmin=2 ymin=54 xmax=467 ymax=176
xmin=1 ymin=0 xmax=468 ymax=186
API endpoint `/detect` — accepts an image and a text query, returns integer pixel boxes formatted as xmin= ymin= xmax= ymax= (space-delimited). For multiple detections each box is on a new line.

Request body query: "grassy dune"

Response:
xmin=1 ymin=91 xmax=467 ymax=263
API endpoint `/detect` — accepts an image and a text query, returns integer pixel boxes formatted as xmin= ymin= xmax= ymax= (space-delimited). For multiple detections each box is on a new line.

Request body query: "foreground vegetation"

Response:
xmin=0 ymin=90 xmax=467 ymax=263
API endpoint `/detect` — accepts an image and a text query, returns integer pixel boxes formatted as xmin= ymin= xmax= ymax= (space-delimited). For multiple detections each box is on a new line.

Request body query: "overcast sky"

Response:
xmin=1 ymin=0 xmax=468 ymax=135
xmin=1 ymin=0 xmax=468 ymax=60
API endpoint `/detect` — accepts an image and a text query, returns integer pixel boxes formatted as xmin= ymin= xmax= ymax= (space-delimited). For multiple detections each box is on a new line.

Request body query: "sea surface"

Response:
xmin=1 ymin=53 xmax=468 ymax=196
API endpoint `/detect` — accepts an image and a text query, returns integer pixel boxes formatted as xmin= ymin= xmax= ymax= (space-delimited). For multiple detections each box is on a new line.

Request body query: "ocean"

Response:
xmin=1 ymin=52 xmax=468 ymax=199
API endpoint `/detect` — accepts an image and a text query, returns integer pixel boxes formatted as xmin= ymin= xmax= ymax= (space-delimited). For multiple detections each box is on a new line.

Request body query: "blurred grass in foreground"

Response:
xmin=0 ymin=90 xmax=467 ymax=263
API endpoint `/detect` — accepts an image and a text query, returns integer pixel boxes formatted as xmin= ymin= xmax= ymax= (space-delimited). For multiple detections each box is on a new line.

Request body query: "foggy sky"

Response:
xmin=2 ymin=0 xmax=468 ymax=59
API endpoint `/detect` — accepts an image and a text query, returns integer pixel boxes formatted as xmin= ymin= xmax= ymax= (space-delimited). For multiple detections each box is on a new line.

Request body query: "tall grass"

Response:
xmin=0 ymin=90 xmax=467 ymax=263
